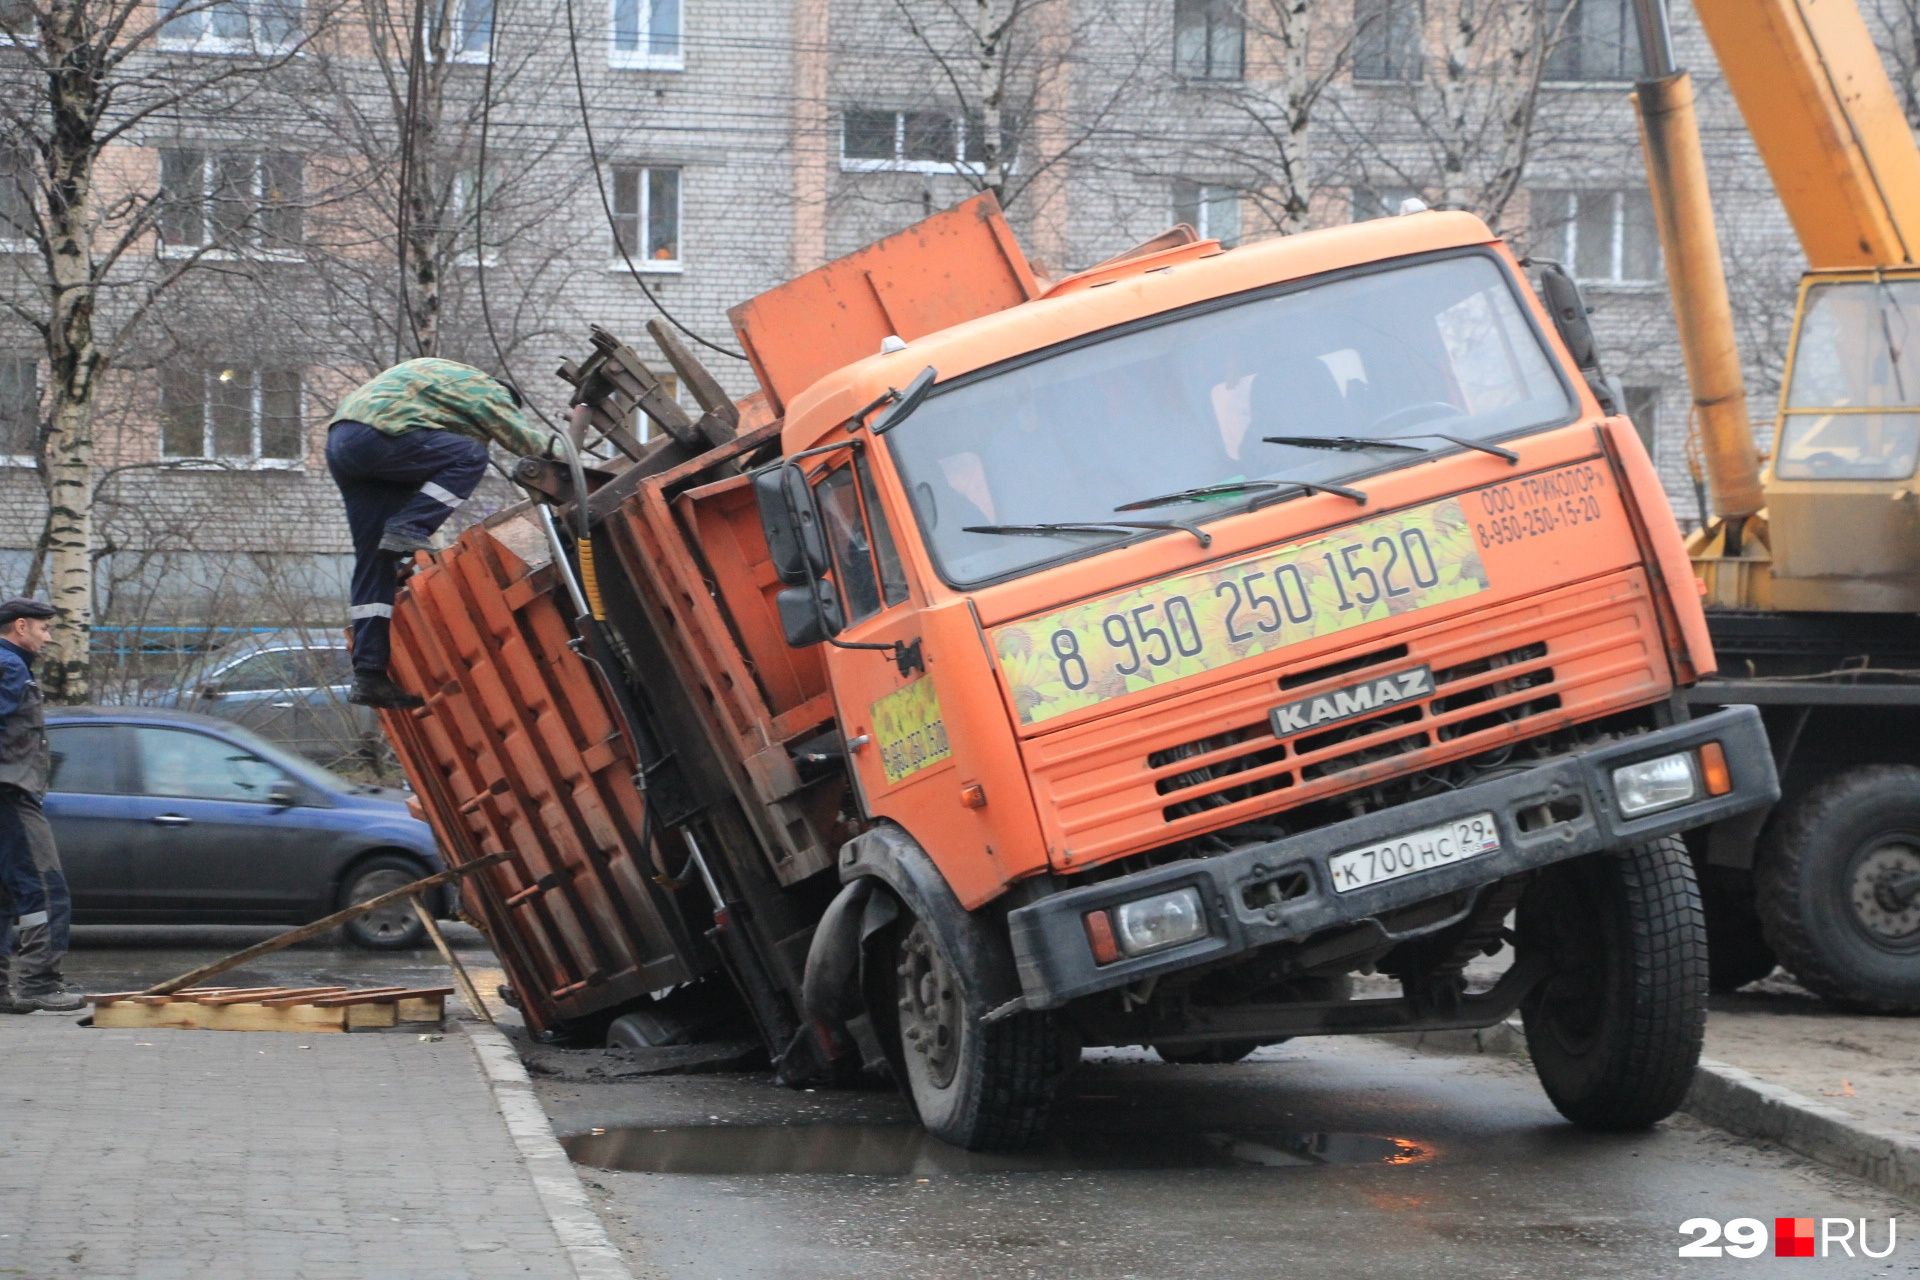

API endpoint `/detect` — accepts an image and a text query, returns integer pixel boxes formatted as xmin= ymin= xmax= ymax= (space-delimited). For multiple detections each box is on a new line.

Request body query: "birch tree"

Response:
xmin=0 ymin=0 xmax=319 ymax=701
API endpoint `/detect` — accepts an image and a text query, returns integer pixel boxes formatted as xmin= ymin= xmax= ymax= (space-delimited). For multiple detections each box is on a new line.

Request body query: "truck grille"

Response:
xmin=1025 ymin=571 xmax=1667 ymax=866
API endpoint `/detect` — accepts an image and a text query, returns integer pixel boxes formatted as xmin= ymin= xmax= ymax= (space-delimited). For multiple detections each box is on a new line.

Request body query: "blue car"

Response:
xmin=43 ymin=708 xmax=447 ymax=950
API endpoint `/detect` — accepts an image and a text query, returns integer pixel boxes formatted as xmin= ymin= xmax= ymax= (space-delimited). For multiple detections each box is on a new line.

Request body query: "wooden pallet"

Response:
xmin=88 ymin=986 xmax=454 ymax=1033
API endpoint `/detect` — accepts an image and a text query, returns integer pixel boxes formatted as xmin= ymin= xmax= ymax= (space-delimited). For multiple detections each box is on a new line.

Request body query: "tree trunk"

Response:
xmin=42 ymin=0 xmax=102 ymax=704
xmin=1271 ymin=0 xmax=1315 ymax=236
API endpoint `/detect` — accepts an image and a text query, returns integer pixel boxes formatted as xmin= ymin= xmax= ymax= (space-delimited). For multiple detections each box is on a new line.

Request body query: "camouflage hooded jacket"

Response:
xmin=328 ymin=358 xmax=551 ymax=459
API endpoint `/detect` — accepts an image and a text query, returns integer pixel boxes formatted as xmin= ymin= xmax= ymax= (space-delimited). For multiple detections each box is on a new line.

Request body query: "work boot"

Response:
xmin=378 ymin=528 xmax=435 ymax=556
xmin=350 ymin=672 xmax=426 ymax=710
xmin=0 ymin=957 xmax=29 ymax=1014
xmin=19 ymin=985 xmax=84 ymax=1013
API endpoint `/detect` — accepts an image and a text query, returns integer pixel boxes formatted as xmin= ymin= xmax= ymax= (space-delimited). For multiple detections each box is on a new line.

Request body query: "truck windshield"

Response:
xmin=1777 ymin=280 xmax=1920 ymax=480
xmin=884 ymin=252 xmax=1573 ymax=587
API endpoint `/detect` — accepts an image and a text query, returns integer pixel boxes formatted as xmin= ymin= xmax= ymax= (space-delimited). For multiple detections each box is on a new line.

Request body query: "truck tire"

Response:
xmin=892 ymin=917 xmax=1060 ymax=1152
xmin=1518 ymin=836 xmax=1707 ymax=1130
xmin=1755 ymin=766 xmax=1920 ymax=1013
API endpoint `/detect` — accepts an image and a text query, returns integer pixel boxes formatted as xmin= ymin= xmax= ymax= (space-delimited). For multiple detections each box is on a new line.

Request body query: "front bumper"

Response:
xmin=1006 ymin=705 xmax=1777 ymax=1010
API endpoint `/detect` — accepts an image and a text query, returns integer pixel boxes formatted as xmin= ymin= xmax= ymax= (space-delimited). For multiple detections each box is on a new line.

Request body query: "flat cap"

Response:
xmin=0 ymin=598 xmax=55 ymax=627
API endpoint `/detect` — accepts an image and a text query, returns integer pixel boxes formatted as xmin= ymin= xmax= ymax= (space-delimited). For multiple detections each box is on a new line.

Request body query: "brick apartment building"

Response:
xmin=0 ymin=0 xmax=1843 ymax=634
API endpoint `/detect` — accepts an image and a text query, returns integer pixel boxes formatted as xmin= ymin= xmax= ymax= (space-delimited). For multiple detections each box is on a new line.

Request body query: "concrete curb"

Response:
xmin=463 ymin=1021 xmax=637 ymax=1280
xmin=1684 ymin=1059 xmax=1920 ymax=1205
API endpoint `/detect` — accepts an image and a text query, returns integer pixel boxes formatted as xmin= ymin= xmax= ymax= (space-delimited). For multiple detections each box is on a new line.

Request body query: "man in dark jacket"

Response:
xmin=0 ymin=597 xmax=82 ymax=1013
xmin=327 ymin=358 xmax=558 ymax=710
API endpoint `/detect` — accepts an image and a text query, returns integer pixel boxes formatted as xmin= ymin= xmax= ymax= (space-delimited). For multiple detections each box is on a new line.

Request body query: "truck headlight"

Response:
xmin=1113 ymin=886 xmax=1207 ymax=956
xmin=1612 ymin=752 xmax=1698 ymax=816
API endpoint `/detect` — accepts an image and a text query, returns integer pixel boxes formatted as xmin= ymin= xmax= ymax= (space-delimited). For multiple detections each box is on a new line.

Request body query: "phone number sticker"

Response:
xmin=992 ymin=497 xmax=1490 ymax=727
xmin=871 ymin=676 xmax=953 ymax=785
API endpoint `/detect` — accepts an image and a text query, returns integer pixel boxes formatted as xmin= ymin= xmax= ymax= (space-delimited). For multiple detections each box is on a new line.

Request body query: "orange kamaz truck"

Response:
xmin=380 ymin=194 xmax=1778 ymax=1151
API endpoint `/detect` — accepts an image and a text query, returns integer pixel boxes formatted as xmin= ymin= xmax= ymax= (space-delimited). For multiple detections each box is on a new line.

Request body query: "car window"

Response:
xmin=133 ymin=726 xmax=292 ymax=803
xmin=46 ymin=726 xmax=124 ymax=794
xmin=295 ymin=647 xmax=353 ymax=688
xmin=215 ymin=650 xmax=305 ymax=693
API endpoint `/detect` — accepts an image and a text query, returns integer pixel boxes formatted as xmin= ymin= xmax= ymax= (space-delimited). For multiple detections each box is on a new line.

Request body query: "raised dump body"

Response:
xmin=384 ymin=193 xmax=1779 ymax=1148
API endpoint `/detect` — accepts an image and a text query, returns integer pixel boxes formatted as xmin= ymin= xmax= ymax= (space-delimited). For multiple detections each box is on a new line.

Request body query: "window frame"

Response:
xmin=155 ymin=0 xmax=302 ymax=55
xmin=46 ymin=723 xmax=132 ymax=796
xmin=434 ymin=0 xmax=494 ymax=63
xmin=607 ymin=163 xmax=682 ymax=271
xmin=1542 ymin=0 xmax=1642 ymax=85
xmin=806 ymin=446 xmax=910 ymax=627
xmin=0 ymin=356 xmax=39 ymax=468
xmin=1173 ymin=0 xmax=1245 ymax=82
xmin=157 ymin=149 xmax=304 ymax=259
xmin=1350 ymin=184 xmax=1426 ymax=223
xmin=0 ymin=145 xmax=34 ymax=252
xmin=838 ymin=108 xmax=1005 ymax=176
xmin=160 ymin=364 xmax=306 ymax=468
xmin=1351 ymin=0 xmax=1422 ymax=83
xmin=1172 ymin=180 xmax=1241 ymax=249
xmin=130 ymin=724 xmax=294 ymax=805
xmin=608 ymin=0 xmax=683 ymax=69
xmin=1536 ymin=188 xmax=1661 ymax=286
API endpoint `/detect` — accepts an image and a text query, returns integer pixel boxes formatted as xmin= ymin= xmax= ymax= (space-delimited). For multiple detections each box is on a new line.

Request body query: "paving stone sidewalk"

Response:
xmin=0 ymin=1012 xmax=577 ymax=1279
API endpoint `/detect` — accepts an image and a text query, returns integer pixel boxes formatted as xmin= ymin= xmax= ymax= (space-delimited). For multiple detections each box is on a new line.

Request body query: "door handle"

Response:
xmin=271 ymin=702 xmax=295 ymax=708
xmin=150 ymin=814 xmax=192 ymax=826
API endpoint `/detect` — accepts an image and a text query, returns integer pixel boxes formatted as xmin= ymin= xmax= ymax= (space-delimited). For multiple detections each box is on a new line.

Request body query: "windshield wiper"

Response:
xmin=1264 ymin=433 xmax=1519 ymax=465
xmin=1114 ymin=477 xmax=1367 ymax=512
xmin=963 ymin=520 xmax=1213 ymax=549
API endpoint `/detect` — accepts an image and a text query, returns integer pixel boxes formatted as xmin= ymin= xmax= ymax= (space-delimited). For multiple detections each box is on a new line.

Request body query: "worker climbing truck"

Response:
xmin=379 ymin=195 xmax=1778 ymax=1150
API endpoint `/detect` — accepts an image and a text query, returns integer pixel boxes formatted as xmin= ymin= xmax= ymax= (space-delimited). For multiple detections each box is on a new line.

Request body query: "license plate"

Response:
xmin=1327 ymin=814 xmax=1501 ymax=893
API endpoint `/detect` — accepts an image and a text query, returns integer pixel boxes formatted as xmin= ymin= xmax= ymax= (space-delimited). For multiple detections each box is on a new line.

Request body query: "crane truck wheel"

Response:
xmin=890 ymin=915 xmax=1062 ymax=1152
xmin=1755 ymin=766 xmax=1920 ymax=1013
xmin=1517 ymin=836 xmax=1708 ymax=1130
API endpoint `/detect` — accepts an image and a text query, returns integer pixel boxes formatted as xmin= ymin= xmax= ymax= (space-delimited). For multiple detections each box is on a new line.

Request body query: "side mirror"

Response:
xmin=753 ymin=463 xmax=830 ymax=587
xmin=267 ymin=782 xmax=298 ymax=809
xmin=200 ymin=684 xmax=224 ymax=701
xmin=776 ymin=579 xmax=844 ymax=648
xmin=1537 ymin=263 xmax=1598 ymax=370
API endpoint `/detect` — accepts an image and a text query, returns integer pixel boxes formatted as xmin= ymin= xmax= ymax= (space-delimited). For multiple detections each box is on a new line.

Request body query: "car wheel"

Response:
xmin=340 ymin=854 xmax=430 ymax=950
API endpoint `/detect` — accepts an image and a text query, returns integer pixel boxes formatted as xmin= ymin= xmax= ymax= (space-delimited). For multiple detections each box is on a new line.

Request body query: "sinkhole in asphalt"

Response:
xmin=563 ymin=1124 xmax=1435 ymax=1176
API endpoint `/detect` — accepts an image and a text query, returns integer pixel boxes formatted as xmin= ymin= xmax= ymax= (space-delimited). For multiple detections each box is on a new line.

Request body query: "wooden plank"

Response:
xmin=396 ymin=995 xmax=446 ymax=1024
xmin=306 ymin=988 xmax=411 ymax=1008
xmin=347 ymin=1002 xmax=399 ymax=1029
xmin=203 ymin=987 xmax=346 ymax=1007
xmin=94 ymin=1001 xmax=350 ymax=1033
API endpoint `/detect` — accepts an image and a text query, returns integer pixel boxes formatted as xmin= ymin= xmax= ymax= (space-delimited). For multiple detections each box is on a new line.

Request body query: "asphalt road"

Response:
xmin=56 ymin=930 xmax=1917 ymax=1278
xmin=542 ymin=1040 xmax=1917 ymax=1280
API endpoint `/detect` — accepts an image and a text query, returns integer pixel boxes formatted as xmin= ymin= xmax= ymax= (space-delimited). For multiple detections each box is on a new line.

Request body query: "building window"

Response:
xmin=0 ymin=146 xmax=31 ymax=249
xmin=838 ymin=109 xmax=1010 ymax=173
xmin=1535 ymin=189 xmax=1660 ymax=283
xmin=1353 ymin=0 xmax=1421 ymax=81
xmin=610 ymin=165 xmax=680 ymax=267
xmin=610 ymin=0 xmax=680 ymax=68
xmin=1544 ymin=0 xmax=1641 ymax=82
xmin=1623 ymin=384 xmax=1660 ymax=454
xmin=0 ymin=358 xmax=38 ymax=464
xmin=160 ymin=366 xmax=303 ymax=463
xmin=159 ymin=151 xmax=303 ymax=253
xmin=1351 ymin=184 xmax=1424 ymax=222
xmin=431 ymin=0 xmax=491 ymax=60
xmin=0 ymin=0 xmax=33 ymax=43
xmin=453 ymin=167 xmax=504 ymax=265
xmin=1174 ymin=0 xmax=1243 ymax=81
xmin=157 ymin=0 xmax=300 ymax=50
xmin=1173 ymin=181 xmax=1240 ymax=248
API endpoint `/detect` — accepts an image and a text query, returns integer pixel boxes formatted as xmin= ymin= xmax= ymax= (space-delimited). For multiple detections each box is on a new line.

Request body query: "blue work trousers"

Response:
xmin=0 ymin=788 xmax=70 ymax=995
xmin=326 ymin=421 xmax=489 ymax=675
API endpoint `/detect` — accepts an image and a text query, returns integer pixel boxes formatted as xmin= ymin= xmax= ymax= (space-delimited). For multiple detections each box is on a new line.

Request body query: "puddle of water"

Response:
xmin=563 ymin=1124 xmax=1435 ymax=1176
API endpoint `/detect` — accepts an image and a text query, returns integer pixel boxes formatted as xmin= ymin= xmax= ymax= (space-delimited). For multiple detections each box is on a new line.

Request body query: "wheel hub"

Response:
xmin=1850 ymin=843 xmax=1920 ymax=944
xmin=897 ymin=923 xmax=961 ymax=1089
xmin=352 ymin=869 xmax=418 ymax=941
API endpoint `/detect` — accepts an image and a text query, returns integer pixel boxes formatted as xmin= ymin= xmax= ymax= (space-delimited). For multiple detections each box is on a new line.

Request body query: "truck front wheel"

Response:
xmin=1518 ymin=836 xmax=1708 ymax=1130
xmin=1756 ymin=766 xmax=1920 ymax=1013
xmin=892 ymin=917 xmax=1061 ymax=1151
